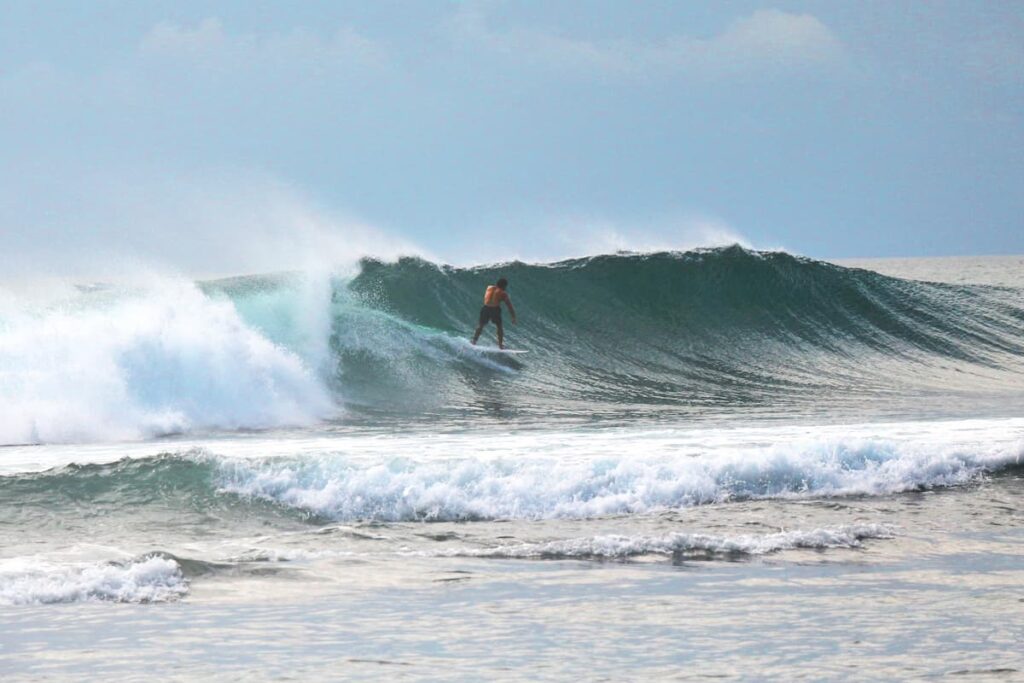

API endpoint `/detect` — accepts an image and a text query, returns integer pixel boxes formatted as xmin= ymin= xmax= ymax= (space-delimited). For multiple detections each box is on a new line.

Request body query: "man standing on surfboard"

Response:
xmin=472 ymin=277 xmax=517 ymax=349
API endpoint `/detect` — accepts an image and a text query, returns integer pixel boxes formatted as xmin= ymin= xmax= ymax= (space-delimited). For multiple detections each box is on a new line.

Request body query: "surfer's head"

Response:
xmin=496 ymin=277 xmax=508 ymax=289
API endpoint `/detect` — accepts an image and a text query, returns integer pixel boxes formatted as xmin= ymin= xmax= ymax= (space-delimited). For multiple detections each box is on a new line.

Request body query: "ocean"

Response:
xmin=1 ymin=247 xmax=1022 ymax=681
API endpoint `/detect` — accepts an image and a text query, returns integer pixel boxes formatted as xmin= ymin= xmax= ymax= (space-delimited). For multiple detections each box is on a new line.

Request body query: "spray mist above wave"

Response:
xmin=0 ymin=168 xmax=425 ymax=282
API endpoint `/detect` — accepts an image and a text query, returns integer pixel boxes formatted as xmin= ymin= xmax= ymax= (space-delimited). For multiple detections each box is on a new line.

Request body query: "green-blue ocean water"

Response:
xmin=1 ymin=249 xmax=1022 ymax=681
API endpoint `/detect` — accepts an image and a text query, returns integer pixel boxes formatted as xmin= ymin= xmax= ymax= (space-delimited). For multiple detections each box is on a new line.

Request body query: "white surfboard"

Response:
xmin=473 ymin=347 xmax=529 ymax=355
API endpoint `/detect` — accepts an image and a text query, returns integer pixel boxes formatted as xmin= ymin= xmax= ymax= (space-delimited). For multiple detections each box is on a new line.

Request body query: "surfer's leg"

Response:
xmin=496 ymin=320 xmax=504 ymax=349
xmin=473 ymin=306 xmax=490 ymax=344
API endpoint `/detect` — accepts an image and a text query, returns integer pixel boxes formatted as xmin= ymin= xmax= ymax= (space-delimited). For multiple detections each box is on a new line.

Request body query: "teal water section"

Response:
xmin=209 ymin=246 xmax=1024 ymax=421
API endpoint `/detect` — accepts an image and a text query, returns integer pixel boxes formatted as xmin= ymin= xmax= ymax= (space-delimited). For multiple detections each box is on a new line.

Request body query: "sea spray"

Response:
xmin=0 ymin=278 xmax=334 ymax=444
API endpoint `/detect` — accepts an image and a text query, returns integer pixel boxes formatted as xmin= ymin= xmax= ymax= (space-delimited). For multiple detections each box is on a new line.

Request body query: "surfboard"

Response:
xmin=473 ymin=347 xmax=529 ymax=355
xmin=454 ymin=338 xmax=529 ymax=355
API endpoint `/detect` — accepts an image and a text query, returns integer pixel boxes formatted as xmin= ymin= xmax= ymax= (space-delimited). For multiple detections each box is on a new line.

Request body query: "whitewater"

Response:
xmin=2 ymin=247 xmax=1023 ymax=681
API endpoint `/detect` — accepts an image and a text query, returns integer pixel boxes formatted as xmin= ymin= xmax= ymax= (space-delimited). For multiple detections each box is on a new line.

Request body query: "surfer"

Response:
xmin=472 ymin=277 xmax=517 ymax=349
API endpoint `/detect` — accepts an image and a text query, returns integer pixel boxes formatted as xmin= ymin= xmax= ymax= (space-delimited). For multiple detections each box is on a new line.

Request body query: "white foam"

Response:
xmin=0 ymin=555 xmax=188 ymax=605
xmin=449 ymin=524 xmax=894 ymax=559
xmin=229 ymin=547 xmax=357 ymax=563
xmin=0 ymin=278 xmax=334 ymax=444
xmin=214 ymin=425 xmax=1023 ymax=522
xmin=218 ymin=525 xmax=893 ymax=564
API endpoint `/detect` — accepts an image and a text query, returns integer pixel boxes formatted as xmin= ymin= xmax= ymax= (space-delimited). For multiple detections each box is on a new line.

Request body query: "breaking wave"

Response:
xmin=3 ymin=428 xmax=1020 ymax=522
xmin=0 ymin=555 xmax=188 ymax=605
xmin=2 ymin=246 xmax=1023 ymax=444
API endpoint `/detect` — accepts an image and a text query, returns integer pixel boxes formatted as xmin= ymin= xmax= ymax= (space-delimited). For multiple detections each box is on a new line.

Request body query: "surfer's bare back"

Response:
xmin=472 ymin=277 xmax=517 ymax=349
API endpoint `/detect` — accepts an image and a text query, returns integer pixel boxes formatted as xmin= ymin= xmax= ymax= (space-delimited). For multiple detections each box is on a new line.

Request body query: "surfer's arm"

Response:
xmin=504 ymin=297 xmax=517 ymax=323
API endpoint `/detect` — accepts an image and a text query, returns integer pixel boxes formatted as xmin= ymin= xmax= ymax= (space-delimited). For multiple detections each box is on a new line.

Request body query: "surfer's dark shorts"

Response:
xmin=478 ymin=305 xmax=502 ymax=326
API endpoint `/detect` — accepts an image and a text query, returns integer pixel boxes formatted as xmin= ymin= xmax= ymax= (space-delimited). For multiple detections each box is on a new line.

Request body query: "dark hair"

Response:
xmin=496 ymin=277 xmax=508 ymax=289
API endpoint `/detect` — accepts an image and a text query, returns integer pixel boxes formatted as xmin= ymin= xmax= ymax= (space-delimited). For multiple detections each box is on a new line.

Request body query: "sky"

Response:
xmin=1 ymin=1 xmax=1022 ymax=276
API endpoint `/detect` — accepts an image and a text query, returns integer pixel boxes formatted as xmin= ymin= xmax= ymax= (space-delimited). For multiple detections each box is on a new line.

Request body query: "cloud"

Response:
xmin=448 ymin=6 xmax=844 ymax=79
xmin=0 ymin=17 xmax=389 ymax=129
xmin=139 ymin=17 xmax=387 ymax=75
xmin=712 ymin=10 xmax=843 ymax=67
xmin=141 ymin=17 xmax=227 ymax=55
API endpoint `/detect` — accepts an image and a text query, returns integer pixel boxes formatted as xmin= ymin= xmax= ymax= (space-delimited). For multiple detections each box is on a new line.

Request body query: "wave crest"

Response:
xmin=213 ymin=433 xmax=1022 ymax=522
xmin=444 ymin=524 xmax=895 ymax=559
xmin=0 ymin=555 xmax=188 ymax=605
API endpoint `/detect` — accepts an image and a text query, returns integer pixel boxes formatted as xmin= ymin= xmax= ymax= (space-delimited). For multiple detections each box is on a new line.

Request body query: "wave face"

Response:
xmin=330 ymin=247 xmax=1024 ymax=418
xmin=2 ymin=247 xmax=1024 ymax=443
